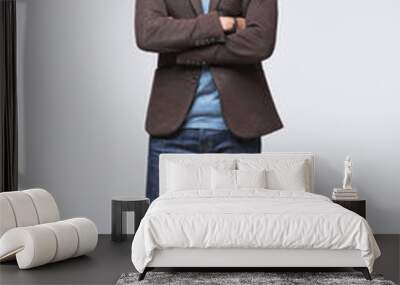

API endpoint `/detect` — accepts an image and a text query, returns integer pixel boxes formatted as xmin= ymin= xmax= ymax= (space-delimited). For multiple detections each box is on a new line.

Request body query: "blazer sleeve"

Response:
xmin=175 ymin=0 xmax=278 ymax=65
xmin=135 ymin=0 xmax=226 ymax=53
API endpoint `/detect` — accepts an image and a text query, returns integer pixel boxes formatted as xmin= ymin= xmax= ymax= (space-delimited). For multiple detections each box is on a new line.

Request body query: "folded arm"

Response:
xmin=135 ymin=0 xmax=227 ymax=53
xmin=176 ymin=0 xmax=278 ymax=65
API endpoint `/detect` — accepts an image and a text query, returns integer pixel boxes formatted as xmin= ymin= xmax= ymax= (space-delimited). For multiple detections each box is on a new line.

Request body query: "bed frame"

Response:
xmin=139 ymin=153 xmax=371 ymax=280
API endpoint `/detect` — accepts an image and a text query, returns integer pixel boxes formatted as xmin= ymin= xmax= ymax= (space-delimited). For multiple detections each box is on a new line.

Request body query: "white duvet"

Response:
xmin=131 ymin=190 xmax=380 ymax=273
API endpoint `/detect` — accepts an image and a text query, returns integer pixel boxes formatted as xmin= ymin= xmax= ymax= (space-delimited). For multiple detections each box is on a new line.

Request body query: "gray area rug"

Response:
xmin=116 ymin=272 xmax=396 ymax=285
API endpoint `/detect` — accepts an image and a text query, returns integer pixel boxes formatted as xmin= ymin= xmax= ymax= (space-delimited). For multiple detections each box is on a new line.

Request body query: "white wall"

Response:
xmin=17 ymin=0 xmax=400 ymax=233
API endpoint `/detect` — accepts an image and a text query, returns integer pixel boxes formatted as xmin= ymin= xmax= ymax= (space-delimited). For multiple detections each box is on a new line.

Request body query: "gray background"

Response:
xmin=16 ymin=0 xmax=400 ymax=234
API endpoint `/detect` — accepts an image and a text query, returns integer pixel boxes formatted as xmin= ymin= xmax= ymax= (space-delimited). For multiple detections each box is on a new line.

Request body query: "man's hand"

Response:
xmin=219 ymin=17 xmax=235 ymax=32
xmin=236 ymin=17 xmax=246 ymax=31
xmin=219 ymin=17 xmax=246 ymax=33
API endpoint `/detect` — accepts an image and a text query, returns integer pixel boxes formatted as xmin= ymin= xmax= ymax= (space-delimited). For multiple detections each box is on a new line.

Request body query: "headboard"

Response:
xmin=159 ymin=153 xmax=315 ymax=195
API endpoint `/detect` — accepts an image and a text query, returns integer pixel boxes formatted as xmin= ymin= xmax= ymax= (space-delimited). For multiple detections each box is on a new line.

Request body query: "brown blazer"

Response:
xmin=135 ymin=0 xmax=283 ymax=139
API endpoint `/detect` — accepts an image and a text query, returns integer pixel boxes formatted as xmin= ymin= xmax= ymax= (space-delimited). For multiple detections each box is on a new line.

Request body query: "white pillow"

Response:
xmin=237 ymin=159 xmax=309 ymax=192
xmin=211 ymin=168 xmax=267 ymax=190
xmin=166 ymin=160 xmax=235 ymax=192
xmin=237 ymin=169 xmax=267 ymax=189
xmin=211 ymin=168 xmax=236 ymax=190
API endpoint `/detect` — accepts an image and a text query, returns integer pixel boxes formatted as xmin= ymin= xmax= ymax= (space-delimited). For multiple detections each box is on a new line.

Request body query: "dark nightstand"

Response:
xmin=332 ymin=199 xmax=366 ymax=219
xmin=111 ymin=197 xmax=150 ymax=242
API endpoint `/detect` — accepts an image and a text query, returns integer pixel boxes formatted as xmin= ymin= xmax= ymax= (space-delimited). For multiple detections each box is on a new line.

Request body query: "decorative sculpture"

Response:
xmin=342 ymin=155 xmax=353 ymax=190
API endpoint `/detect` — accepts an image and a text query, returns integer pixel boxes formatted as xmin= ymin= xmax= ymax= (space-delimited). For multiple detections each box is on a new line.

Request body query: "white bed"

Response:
xmin=131 ymin=153 xmax=380 ymax=280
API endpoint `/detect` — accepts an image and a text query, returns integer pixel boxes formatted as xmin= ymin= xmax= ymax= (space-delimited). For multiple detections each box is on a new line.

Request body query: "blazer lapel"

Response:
xmin=210 ymin=0 xmax=222 ymax=12
xmin=189 ymin=0 xmax=203 ymax=15
xmin=190 ymin=0 xmax=221 ymax=15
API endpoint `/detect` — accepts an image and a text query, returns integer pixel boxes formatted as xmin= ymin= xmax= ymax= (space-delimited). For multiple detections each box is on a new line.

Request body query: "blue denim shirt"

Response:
xmin=182 ymin=0 xmax=228 ymax=130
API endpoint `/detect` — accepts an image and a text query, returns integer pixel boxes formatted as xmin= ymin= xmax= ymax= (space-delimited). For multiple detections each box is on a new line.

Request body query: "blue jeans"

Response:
xmin=146 ymin=128 xmax=261 ymax=202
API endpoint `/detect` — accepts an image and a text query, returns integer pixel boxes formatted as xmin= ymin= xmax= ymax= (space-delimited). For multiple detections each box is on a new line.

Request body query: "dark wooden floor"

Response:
xmin=0 ymin=235 xmax=134 ymax=285
xmin=0 ymin=235 xmax=399 ymax=285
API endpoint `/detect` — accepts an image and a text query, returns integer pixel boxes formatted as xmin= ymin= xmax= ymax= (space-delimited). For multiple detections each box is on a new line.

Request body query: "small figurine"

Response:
xmin=342 ymin=155 xmax=353 ymax=190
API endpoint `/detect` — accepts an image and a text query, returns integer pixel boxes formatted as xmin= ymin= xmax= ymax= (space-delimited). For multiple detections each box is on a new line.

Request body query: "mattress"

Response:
xmin=131 ymin=190 xmax=380 ymax=273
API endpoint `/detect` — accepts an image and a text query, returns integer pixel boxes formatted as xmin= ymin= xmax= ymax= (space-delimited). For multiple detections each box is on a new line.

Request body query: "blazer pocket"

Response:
xmin=218 ymin=0 xmax=242 ymax=16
